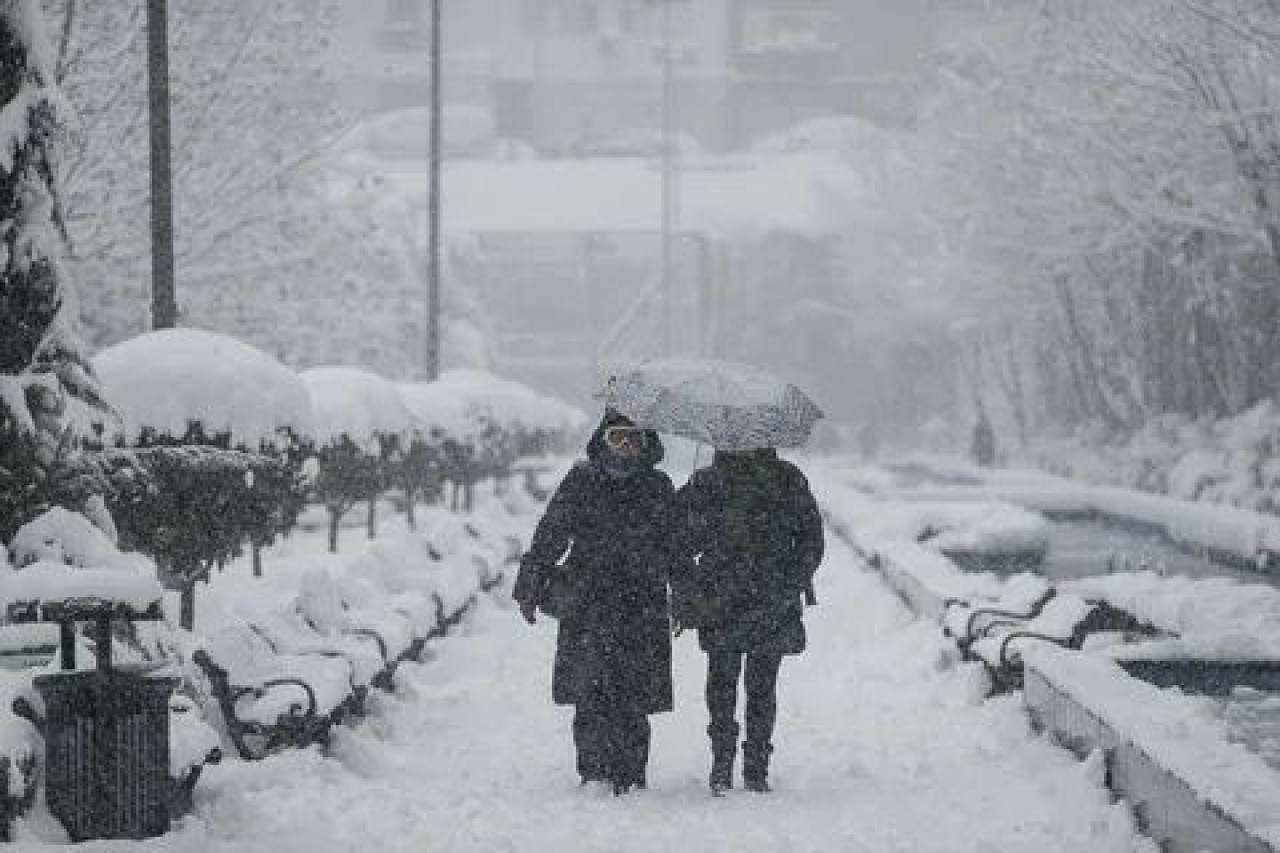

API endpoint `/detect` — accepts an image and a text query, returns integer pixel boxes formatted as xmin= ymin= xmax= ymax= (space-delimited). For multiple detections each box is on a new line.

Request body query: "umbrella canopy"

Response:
xmin=604 ymin=358 xmax=823 ymax=451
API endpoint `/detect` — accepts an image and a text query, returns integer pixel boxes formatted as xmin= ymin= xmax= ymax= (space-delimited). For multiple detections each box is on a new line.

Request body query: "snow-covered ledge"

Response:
xmin=1023 ymin=644 xmax=1280 ymax=853
xmin=1 ymin=562 xmax=163 ymax=617
xmin=871 ymin=541 xmax=1049 ymax=624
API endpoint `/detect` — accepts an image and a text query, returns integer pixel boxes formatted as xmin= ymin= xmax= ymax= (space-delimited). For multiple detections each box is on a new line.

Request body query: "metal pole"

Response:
xmin=426 ymin=0 xmax=443 ymax=379
xmin=146 ymin=0 xmax=176 ymax=330
xmin=659 ymin=0 xmax=676 ymax=356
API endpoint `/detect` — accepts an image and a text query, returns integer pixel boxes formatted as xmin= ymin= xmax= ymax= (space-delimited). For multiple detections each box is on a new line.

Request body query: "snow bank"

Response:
xmin=1024 ymin=645 xmax=1280 ymax=849
xmin=301 ymin=366 xmax=413 ymax=450
xmin=94 ymin=329 xmax=315 ymax=449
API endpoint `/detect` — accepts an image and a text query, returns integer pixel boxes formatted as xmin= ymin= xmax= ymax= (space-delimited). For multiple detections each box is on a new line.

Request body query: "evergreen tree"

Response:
xmin=0 ymin=0 xmax=106 ymax=542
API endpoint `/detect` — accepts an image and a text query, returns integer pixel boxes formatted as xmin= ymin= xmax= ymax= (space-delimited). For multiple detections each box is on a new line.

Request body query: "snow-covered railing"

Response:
xmin=1024 ymin=645 xmax=1280 ymax=853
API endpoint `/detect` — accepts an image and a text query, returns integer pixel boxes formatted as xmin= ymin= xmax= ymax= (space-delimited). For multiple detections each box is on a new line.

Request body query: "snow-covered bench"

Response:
xmin=191 ymin=621 xmax=357 ymax=760
xmin=962 ymin=595 xmax=1165 ymax=692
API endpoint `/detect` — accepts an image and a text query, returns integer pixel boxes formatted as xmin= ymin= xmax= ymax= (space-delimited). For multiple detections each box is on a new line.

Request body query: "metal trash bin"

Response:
xmin=24 ymin=596 xmax=176 ymax=842
xmin=35 ymin=669 xmax=178 ymax=841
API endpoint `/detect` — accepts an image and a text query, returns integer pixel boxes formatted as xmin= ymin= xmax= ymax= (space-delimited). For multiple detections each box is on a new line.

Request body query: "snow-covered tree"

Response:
xmin=0 ymin=0 xmax=107 ymax=542
xmin=39 ymin=0 xmax=352 ymax=349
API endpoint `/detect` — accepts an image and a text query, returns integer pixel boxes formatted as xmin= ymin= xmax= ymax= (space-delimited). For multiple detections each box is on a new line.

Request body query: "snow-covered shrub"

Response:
xmin=303 ymin=367 xmax=411 ymax=551
xmin=109 ymin=445 xmax=291 ymax=629
xmin=396 ymin=382 xmax=470 ymax=524
xmin=93 ymin=329 xmax=317 ymax=581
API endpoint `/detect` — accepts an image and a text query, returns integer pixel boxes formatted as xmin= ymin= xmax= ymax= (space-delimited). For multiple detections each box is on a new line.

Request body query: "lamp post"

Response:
xmin=425 ymin=0 xmax=443 ymax=379
xmin=659 ymin=0 xmax=676 ymax=357
xmin=147 ymin=0 xmax=176 ymax=330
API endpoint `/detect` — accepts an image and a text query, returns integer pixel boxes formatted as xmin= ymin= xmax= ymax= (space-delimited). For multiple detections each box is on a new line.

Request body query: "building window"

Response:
xmin=379 ymin=0 xmax=427 ymax=51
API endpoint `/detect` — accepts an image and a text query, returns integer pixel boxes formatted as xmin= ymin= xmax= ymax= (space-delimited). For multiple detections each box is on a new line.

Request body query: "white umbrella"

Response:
xmin=603 ymin=358 xmax=823 ymax=451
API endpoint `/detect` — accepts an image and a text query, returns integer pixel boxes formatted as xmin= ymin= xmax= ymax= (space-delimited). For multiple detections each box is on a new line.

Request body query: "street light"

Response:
xmin=425 ymin=0 xmax=442 ymax=380
xmin=147 ymin=0 xmax=176 ymax=330
xmin=660 ymin=0 xmax=676 ymax=357
xmin=648 ymin=0 xmax=684 ymax=357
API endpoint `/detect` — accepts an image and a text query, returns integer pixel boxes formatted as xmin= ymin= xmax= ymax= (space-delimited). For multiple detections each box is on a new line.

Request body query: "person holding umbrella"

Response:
xmin=604 ymin=358 xmax=826 ymax=796
xmin=512 ymin=409 xmax=679 ymax=796
xmin=673 ymin=447 xmax=824 ymax=794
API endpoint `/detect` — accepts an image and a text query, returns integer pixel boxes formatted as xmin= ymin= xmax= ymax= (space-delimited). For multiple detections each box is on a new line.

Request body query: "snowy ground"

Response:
xmin=17 ymin=491 xmax=1156 ymax=853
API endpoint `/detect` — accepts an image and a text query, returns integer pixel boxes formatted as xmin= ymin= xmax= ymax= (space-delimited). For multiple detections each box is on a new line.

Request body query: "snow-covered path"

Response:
xmin=61 ymin=521 xmax=1149 ymax=853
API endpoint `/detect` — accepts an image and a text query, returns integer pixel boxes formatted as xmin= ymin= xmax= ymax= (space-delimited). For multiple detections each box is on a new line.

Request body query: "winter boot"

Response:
xmin=709 ymin=742 xmax=736 ymax=796
xmin=742 ymin=742 xmax=773 ymax=793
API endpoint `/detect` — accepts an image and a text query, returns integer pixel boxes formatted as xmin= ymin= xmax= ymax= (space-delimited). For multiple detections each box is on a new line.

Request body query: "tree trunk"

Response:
xmin=367 ymin=496 xmax=377 ymax=539
xmin=180 ymin=584 xmax=195 ymax=631
xmin=328 ymin=508 xmax=341 ymax=554
xmin=252 ymin=544 xmax=263 ymax=578
xmin=405 ymin=489 xmax=416 ymax=529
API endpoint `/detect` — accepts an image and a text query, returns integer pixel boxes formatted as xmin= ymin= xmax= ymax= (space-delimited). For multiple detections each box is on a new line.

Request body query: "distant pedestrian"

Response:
xmin=970 ymin=407 xmax=996 ymax=467
xmin=513 ymin=410 xmax=678 ymax=795
xmin=673 ymin=448 xmax=824 ymax=795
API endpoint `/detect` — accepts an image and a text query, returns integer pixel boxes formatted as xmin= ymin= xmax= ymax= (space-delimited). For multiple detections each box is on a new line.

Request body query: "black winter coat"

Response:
xmin=513 ymin=415 xmax=677 ymax=713
xmin=673 ymin=452 xmax=824 ymax=656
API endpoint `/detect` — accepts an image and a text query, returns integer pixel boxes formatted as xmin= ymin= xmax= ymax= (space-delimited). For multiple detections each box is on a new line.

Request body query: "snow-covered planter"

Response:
xmin=302 ymin=367 xmax=412 ymax=552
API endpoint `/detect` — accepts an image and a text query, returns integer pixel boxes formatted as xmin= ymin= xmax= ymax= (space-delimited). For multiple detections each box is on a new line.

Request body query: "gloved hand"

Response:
xmin=519 ymin=602 xmax=537 ymax=625
xmin=671 ymin=617 xmax=685 ymax=638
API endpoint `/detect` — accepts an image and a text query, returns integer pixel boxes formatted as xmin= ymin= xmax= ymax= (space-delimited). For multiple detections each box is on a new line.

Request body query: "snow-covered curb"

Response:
xmin=1024 ymin=645 xmax=1280 ymax=852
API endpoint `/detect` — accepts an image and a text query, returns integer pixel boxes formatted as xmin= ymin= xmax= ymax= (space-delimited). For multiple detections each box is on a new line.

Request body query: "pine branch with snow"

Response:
xmin=0 ymin=0 xmax=107 ymax=542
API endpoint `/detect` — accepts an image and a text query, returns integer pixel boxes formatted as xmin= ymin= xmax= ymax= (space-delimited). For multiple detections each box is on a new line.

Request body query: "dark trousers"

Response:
xmin=573 ymin=703 xmax=650 ymax=786
xmin=706 ymin=652 xmax=782 ymax=757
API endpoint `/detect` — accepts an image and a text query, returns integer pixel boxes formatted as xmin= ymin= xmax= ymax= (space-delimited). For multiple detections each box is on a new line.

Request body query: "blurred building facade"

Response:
xmin=331 ymin=0 xmax=939 ymax=153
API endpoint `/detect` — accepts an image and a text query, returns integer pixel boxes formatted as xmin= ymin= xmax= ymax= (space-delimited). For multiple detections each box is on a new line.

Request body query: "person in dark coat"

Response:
xmin=513 ymin=410 xmax=678 ymax=795
xmin=673 ymin=448 xmax=824 ymax=795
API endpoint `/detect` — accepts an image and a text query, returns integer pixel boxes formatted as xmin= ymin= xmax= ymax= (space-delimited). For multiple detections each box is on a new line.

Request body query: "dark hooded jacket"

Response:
xmin=673 ymin=449 xmax=824 ymax=656
xmin=513 ymin=412 xmax=677 ymax=713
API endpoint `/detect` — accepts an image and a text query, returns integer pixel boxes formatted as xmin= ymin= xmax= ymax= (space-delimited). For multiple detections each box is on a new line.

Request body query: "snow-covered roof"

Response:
xmin=301 ymin=366 xmax=413 ymax=448
xmin=93 ymin=329 xmax=315 ymax=449
xmin=333 ymin=155 xmax=862 ymax=240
